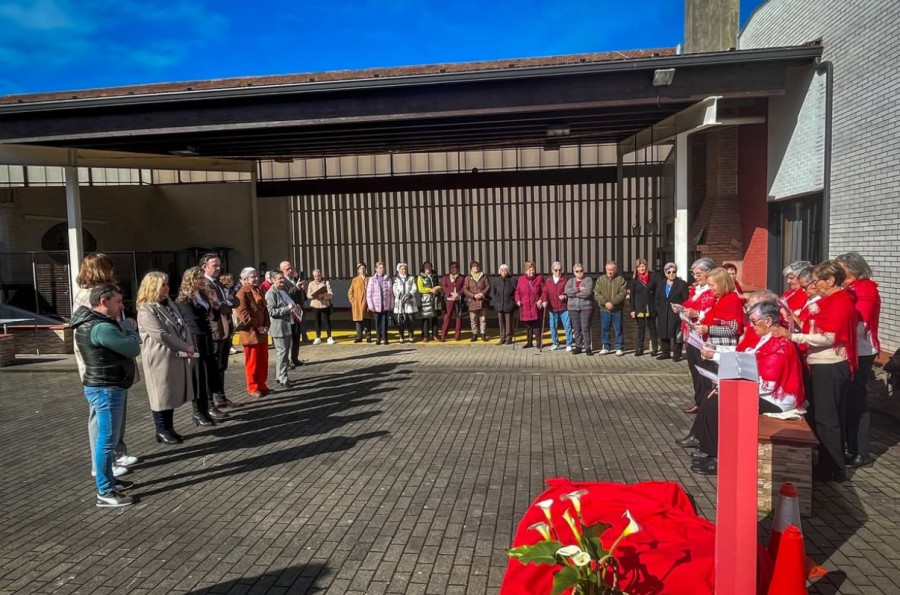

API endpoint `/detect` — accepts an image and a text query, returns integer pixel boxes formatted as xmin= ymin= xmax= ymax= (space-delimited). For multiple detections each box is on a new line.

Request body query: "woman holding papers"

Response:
xmin=307 ymin=269 xmax=335 ymax=345
xmin=266 ymin=272 xmax=300 ymax=388
xmin=680 ymin=258 xmax=718 ymax=414
xmin=772 ymin=260 xmax=857 ymax=483
xmin=136 ymin=271 xmax=195 ymax=444
xmin=176 ymin=267 xmax=229 ymax=426
xmin=687 ymin=300 xmax=805 ymax=476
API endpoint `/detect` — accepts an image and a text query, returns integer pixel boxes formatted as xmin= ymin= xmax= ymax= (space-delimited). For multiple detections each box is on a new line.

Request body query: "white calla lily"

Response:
xmin=536 ymin=499 xmax=554 ymax=522
xmin=560 ymin=490 xmax=588 ymax=516
xmin=622 ymin=509 xmax=641 ymax=537
xmin=572 ymin=551 xmax=592 ymax=567
xmin=528 ymin=521 xmax=552 ymax=541
xmin=556 ymin=545 xmax=584 ymax=558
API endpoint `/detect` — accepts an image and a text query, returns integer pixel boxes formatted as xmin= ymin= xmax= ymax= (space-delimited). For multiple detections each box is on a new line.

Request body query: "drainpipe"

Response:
xmin=817 ymin=59 xmax=833 ymax=256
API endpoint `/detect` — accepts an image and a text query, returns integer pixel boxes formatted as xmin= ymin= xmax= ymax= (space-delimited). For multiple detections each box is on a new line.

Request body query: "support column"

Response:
xmin=674 ymin=133 xmax=690 ymax=277
xmin=64 ymin=163 xmax=84 ymax=310
xmin=250 ymin=167 xmax=261 ymax=268
xmin=615 ymin=151 xmax=625 ymax=266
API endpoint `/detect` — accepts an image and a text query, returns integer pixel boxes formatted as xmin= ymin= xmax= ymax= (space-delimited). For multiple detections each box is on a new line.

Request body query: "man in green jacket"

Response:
xmin=593 ymin=261 xmax=627 ymax=355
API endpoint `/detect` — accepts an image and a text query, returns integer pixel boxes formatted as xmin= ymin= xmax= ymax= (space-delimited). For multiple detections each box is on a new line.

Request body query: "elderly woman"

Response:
xmin=493 ymin=265 xmax=517 ymax=345
xmin=348 ymin=263 xmax=372 ymax=343
xmin=629 ymin=258 xmax=657 ymax=357
xmin=837 ymin=252 xmax=881 ymax=469
xmin=515 ymin=261 xmax=545 ymax=349
xmin=307 ymin=269 xmax=335 ymax=345
xmin=463 ymin=260 xmax=491 ymax=342
xmin=136 ymin=271 xmax=194 ymax=444
xmin=564 ymin=264 xmax=594 ymax=355
xmin=687 ymin=301 xmax=806 ymax=476
xmin=266 ymin=271 xmax=298 ymax=388
xmin=392 ymin=263 xmax=418 ymax=343
xmin=175 ymin=267 xmax=229 ymax=426
xmin=440 ymin=262 xmax=467 ymax=342
xmin=366 ymin=261 xmax=394 ymax=345
xmin=417 ymin=262 xmax=442 ymax=342
xmin=545 ymin=261 xmax=572 ymax=351
xmin=681 ymin=257 xmax=718 ymax=413
xmin=651 ymin=262 xmax=689 ymax=361
xmin=235 ymin=267 xmax=271 ymax=398
xmin=781 ymin=260 xmax=813 ymax=315
xmin=74 ymin=253 xmax=138 ymax=476
xmin=771 ymin=260 xmax=858 ymax=483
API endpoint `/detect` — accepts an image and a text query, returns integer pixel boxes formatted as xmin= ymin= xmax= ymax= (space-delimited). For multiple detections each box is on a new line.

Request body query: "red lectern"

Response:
xmin=715 ymin=378 xmax=759 ymax=595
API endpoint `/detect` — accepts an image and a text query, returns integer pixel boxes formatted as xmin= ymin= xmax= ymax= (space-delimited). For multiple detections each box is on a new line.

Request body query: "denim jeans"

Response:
xmin=600 ymin=309 xmax=624 ymax=350
xmin=88 ymin=397 xmax=128 ymax=475
xmin=84 ymin=386 xmax=127 ymax=495
xmin=548 ymin=310 xmax=572 ymax=346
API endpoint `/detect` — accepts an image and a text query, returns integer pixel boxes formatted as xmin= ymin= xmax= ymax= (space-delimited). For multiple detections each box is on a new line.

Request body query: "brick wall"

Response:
xmin=742 ymin=0 xmax=900 ymax=352
xmin=738 ymin=124 xmax=769 ymax=288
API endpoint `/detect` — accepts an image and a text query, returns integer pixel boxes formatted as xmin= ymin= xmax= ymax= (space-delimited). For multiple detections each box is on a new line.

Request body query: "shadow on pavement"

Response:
xmin=183 ymin=563 xmax=330 ymax=594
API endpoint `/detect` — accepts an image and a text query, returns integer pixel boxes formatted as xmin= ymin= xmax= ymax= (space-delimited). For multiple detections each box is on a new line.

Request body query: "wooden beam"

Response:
xmin=0 ymin=143 xmax=255 ymax=172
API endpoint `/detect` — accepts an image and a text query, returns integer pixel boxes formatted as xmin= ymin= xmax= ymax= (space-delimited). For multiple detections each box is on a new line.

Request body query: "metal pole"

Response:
xmin=250 ymin=166 xmax=261 ymax=268
xmin=674 ymin=134 xmax=690 ymax=278
xmin=64 ymin=158 xmax=84 ymax=313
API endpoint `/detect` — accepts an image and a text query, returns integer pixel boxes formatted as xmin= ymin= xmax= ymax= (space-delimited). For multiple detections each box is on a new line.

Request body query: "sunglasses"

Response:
xmin=574 ymin=269 xmax=584 ymax=273
xmin=665 ymin=270 xmax=677 ymax=274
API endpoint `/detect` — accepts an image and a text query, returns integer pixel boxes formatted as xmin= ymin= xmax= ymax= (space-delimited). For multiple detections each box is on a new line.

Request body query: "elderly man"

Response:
xmin=266 ymin=272 xmax=298 ymax=388
xmin=279 ymin=260 xmax=307 ymax=366
xmin=200 ymin=253 xmax=242 ymax=410
xmin=594 ymin=261 xmax=627 ymax=355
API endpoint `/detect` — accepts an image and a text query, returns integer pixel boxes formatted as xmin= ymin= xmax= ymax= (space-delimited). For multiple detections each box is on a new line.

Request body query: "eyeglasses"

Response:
xmin=574 ymin=269 xmax=584 ymax=273
xmin=691 ymin=270 xmax=703 ymax=276
xmin=749 ymin=317 xmax=762 ymax=325
xmin=665 ymin=270 xmax=677 ymax=275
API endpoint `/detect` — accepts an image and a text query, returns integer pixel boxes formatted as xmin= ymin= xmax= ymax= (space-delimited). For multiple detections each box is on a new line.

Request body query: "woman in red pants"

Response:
xmin=235 ymin=267 xmax=272 ymax=398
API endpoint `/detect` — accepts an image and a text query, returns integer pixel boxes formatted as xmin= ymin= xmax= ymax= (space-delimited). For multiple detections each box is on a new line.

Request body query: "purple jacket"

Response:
xmin=515 ymin=274 xmax=546 ymax=322
xmin=366 ymin=274 xmax=394 ymax=313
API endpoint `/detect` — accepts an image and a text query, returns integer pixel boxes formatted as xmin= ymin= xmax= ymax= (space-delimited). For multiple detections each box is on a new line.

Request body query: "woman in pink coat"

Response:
xmin=366 ymin=261 xmax=394 ymax=345
xmin=515 ymin=260 xmax=546 ymax=349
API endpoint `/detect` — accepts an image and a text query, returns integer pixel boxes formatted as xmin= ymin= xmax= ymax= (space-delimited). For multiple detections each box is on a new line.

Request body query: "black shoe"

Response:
xmin=635 ymin=350 xmax=644 ymax=357
xmin=570 ymin=347 xmax=582 ymax=355
xmin=657 ymin=353 xmax=671 ymax=360
xmin=115 ymin=479 xmax=135 ymax=491
xmin=651 ymin=350 xmax=658 ymax=357
xmin=208 ymin=405 xmax=230 ymax=421
xmin=673 ymin=355 xmax=683 ymax=362
xmin=470 ymin=336 xmax=478 ymax=342
xmin=375 ymin=339 xmax=381 ymax=345
xmin=692 ymin=458 xmax=718 ymax=475
xmin=845 ymin=454 xmax=873 ymax=469
xmin=676 ymin=434 xmax=700 ymax=449
xmin=192 ymin=413 xmax=215 ymax=427
xmin=366 ymin=336 xmax=373 ymax=343
xmin=690 ymin=450 xmax=709 ymax=460
xmin=585 ymin=349 xmax=593 ymax=356
xmin=277 ymin=380 xmax=293 ymax=388
xmin=522 ymin=342 xmax=534 ymax=349
xmin=481 ymin=335 xmax=489 ymax=342
xmin=155 ymin=430 xmax=182 ymax=444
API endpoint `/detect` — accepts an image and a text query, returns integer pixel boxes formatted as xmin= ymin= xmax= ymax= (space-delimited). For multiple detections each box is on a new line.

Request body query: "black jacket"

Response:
xmin=71 ymin=306 xmax=138 ymax=388
xmin=629 ymin=274 xmax=656 ymax=317
xmin=650 ymin=277 xmax=690 ymax=338
xmin=492 ymin=275 xmax=518 ymax=313
xmin=176 ymin=298 xmax=216 ymax=356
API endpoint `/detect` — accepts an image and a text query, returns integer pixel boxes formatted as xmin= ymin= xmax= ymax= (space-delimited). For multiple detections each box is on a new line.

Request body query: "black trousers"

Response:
xmin=693 ymin=393 xmax=782 ymax=457
xmin=497 ymin=312 xmax=514 ymax=341
xmin=420 ymin=317 xmax=436 ymax=339
xmin=807 ymin=361 xmax=851 ymax=475
xmin=635 ymin=316 xmax=658 ymax=354
xmin=313 ymin=308 xmax=332 ymax=338
xmin=687 ymin=345 xmax=715 ymax=406
xmin=290 ymin=321 xmax=303 ymax=361
xmin=212 ymin=337 xmax=231 ymax=395
xmin=192 ymin=352 xmax=220 ymax=410
xmin=355 ymin=319 xmax=372 ymax=341
xmin=396 ymin=315 xmax=414 ymax=339
xmin=374 ymin=312 xmax=390 ymax=342
xmin=846 ymin=354 xmax=875 ymax=458
xmin=524 ymin=320 xmax=542 ymax=347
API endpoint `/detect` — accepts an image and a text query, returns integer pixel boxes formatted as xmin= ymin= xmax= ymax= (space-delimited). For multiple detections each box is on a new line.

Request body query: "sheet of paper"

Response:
xmin=680 ymin=312 xmax=694 ymax=325
xmin=718 ymin=351 xmax=759 ymax=382
xmin=687 ymin=330 xmax=705 ymax=350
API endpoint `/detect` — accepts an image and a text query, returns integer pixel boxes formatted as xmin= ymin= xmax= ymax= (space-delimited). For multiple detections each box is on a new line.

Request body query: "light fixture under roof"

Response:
xmin=652 ymin=68 xmax=676 ymax=87
xmin=546 ymin=124 xmax=570 ymax=137
xmin=169 ymin=146 xmax=199 ymax=156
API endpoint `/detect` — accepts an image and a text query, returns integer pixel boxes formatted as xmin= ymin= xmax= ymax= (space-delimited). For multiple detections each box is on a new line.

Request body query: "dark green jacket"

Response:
xmin=593 ymin=274 xmax=627 ymax=311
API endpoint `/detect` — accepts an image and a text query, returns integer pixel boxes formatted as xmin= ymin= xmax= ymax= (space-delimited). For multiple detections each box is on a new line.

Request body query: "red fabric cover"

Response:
xmin=704 ymin=291 xmax=745 ymax=340
xmin=809 ymin=289 xmax=858 ymax=371
xmin=501 ymin=479 xmax=718 ymax=595
xmin=544 ymin=275 xmax=569 ymax=313
xmin=781 ymin=287 xmax=807 ymax=314
xmin=845 ymin=279 xmax=881 ymax=352
xmin=516 ymin=274 xmax=546 ymax=322
xmin=746 ymin=335 xmax=806 ymax=409
xmin=682 ymin=285 xmax=717 ymax=337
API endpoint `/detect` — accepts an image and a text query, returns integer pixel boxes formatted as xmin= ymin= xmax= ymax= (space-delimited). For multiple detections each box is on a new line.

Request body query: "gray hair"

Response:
xmin=796 ymin=268 xmax=813 ymax=282
xmin=312 ymin=268 xmax=322 ymax=277
xmin=498 ymin=264 xmax=510 ymax=274
xmin=782 ymin=260 xmax=812 ymax=278
xmin=552 ymin=261 xmax=563 ymax=270
xmin=690 ymin=257 xmax=716 ymax=272
xmin=746 ymin=289 xmax=778 ymax=308
xmin=270 ymin=271 xmax=284 ymax=280
xmin=748 ymin=300 xmax=780 ymax=324
xmin=663 ymin=262 xmax=677 ymax=273
xmin=572 ymin=263 xmax=584 ymax=273
xmin=396 ymin=263 xmax=408 ymax=273
xmin=239 ymin=267 xmax=257 ymax=280
xmin=835 ymin=252 xmax=873 ymax=280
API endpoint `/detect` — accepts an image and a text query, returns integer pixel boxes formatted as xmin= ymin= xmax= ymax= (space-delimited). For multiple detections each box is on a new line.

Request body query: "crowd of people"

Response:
xmin=71 ymin=250 xmax=881 ymax=507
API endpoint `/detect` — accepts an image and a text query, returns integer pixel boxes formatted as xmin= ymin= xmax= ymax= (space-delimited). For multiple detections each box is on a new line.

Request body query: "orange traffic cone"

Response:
xmin=768 ymin=483 xmax=802 ymax=558
xmin=767 ymin=525 xmax=808 ymax=595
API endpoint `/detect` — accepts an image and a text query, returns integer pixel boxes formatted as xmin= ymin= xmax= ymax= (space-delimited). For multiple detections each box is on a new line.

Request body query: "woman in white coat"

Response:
xmin=392 ymin=263 xmax=419 ymax=343
xmin=136 ymin=271 xmax=195 ymax=445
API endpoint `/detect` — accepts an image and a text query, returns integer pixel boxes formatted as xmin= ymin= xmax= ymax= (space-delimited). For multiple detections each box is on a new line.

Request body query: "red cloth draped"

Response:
xmin=737 ymin=326 xmax=760 ymax=352
xmin=682 ymin=285 xmax=717 ymax=337
xmin=704 ymin=291 xmax=745 ymax=339
xmin=845 ymin=279 xmax=881 ymax=352
xmin=747 ymin=335 xmax=806 ymax=410
xmin=500 ymin=479 xmax=717 ymax=595
xmin=809 ymin=289 xmax=858 ymax=370
xmin=781 ymin=287 xmax=807 ymax=313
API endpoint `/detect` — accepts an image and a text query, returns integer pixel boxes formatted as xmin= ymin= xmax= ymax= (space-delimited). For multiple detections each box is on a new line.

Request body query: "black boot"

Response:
xmin=207 ymin=403 xmax=230 ymax=421
xmin=192 ymin=399 xmax=215 ymax=427
xmin=354 ymin=323 xmax=363 ymax=343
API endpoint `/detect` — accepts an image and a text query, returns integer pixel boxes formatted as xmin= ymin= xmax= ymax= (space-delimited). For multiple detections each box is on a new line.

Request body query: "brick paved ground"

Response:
xmin=1 ymin=339 xmax=899 ymax=594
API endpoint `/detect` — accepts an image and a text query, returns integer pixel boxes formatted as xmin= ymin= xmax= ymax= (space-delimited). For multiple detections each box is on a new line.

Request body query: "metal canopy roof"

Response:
xmin=0 ymin=46 xmax=822 ymax=160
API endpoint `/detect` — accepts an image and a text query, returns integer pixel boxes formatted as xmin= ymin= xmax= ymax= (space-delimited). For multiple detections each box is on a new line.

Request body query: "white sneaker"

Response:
xmin=313 ymin=338 xmax=322 ymax=345
xmin=565 ymin=345 xmax=573 ymax=352
xmin=327 ymin=337 xmax=336 ymax=345
xmin=97 ymin=491 xmax=134 ymax=508
xmin=615 ymin=349 xmax=625 ymax=356
xmin=116 ymin=454 xmax=139 ymax=467
xmin=598 ymin=348 xmax=610 ymax=355
xmin=549 ymin=344 xmax=560 ymax=351
xmin=92 ymin=465 xmax=130 ymax=478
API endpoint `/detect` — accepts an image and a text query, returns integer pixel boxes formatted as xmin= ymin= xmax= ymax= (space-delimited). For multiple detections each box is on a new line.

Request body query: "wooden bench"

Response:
xmin=758 ymin=415 xmax=818 ymax=517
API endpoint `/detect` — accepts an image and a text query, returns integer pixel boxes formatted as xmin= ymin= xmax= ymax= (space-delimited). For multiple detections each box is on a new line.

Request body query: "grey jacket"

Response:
xmin=564 ymin=277 xmax=595 ymax=310
xmin=265 ymin=286 xmax=294 ymax=338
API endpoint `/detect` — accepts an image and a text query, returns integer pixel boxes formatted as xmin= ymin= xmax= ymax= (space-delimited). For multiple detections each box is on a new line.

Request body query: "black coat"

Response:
xmin=176 ymin=299 xmax=217 ymax=355
xmin=629 ymin=274 xmax=656 ymax=317
xmin=650 ymin=277 xmax=689 ymax=339
xmin=492 ymin=275 xmax=518 ymax=313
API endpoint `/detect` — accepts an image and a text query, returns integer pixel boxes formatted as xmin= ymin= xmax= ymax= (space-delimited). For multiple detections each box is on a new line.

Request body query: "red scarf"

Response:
xmin=747 ymin=334 xmax=805 ymax=409
xmin=845 ymin=279 xmax=881 ymax=352
xmin=809 ymin=289 xmax=858 ymax=370
xmin=781 ymin=287 xmax=807 ymax=313
xmin=637 ymin=271 xmax=650 ymax=285
xmin=737 ymin=325 xmax=760 ymax=352
xmin=704 ymin=291 xmax=745 ymax=338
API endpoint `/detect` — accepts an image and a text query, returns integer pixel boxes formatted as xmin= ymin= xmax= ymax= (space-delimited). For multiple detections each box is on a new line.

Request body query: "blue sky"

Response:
xmin=0 ymin=0 xmax=767 ymax=96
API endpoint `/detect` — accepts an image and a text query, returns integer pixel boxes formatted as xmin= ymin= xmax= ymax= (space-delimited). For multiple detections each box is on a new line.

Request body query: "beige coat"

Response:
xmin=137 ymin=300 xmax=194 ymax=411
xmin=348 ymin=275 xmax=370 ymax=322
xmin=307 ymin=279 xmax=334 ymax=309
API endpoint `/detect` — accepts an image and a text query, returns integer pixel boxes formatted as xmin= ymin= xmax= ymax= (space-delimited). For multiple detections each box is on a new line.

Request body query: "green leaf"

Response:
xmin=551 ymin=565 xmax=582 ymax=595
xmin=583 ymin=522 xmax=612 ymax=540
xmin=581 ymin=522 xmax=612 ymax=559
xmin=507 ymin=541 xmax=565 ymax=565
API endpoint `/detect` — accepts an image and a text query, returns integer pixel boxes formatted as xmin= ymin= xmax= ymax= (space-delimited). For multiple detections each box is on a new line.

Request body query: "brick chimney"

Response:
xmin=684 ymin=0 xmax=739 ymax=53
